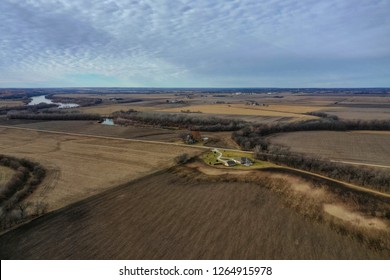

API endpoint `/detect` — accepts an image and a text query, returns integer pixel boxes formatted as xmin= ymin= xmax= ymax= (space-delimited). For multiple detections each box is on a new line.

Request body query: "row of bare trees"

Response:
xmin=113 ymin=110 xmax=246 ymax=131
xmin=231 ymin=118 xmax=390 ymax=193
xmin=0 ymin=155 xmax=46 ymax=230
xmin=233 ymin=119 xmax=390 ymax=150
xmin=7 ymin=112 xmax=101 ymax=120
xmin=46 ymin=94 xmax=102 ymax=107
xmin=254 ymin=145 xmax=390 ymax=193
xmin=0 ymin=103 xmax=58 ymax=115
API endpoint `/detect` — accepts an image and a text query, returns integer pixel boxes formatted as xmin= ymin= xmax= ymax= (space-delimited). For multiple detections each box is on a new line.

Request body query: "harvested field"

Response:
xmin=55 ymin=93 xmax=179 ymax=100
xmin=4 ymin=120 xmax=185 ymax=142
xmin=75 ymin=104 xmax=159 ymax=115
xmin=0 ymin=167 xmax=388 ymax=260
xmin=319 ymin=107 xmax=390 ymax=121
xmin=2 ymin=120 xmax=243 ymax=149
xmin=0 ymin=166 xmax=14 ymax=187
xmin=0 ymin=127 xmax=201 ymax=211
xmin=159 ymin=104 xmax=319 ymax=121
xmin=269 ymin=131 xmax=390 ymax=167
xmin=0 ymin=100 xmax=25 ymax=107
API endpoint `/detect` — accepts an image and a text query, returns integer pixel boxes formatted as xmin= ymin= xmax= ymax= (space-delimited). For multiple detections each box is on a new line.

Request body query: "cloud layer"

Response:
xmin=1 ymin=0 xmax=389 ymax=87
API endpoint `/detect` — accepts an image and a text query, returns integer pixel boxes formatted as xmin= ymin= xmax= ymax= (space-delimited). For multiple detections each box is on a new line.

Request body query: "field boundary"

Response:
xmin=265 ymin=166 xmax=390 ymax=200
xmin=330 ymin=160 xmax=390 ymax=169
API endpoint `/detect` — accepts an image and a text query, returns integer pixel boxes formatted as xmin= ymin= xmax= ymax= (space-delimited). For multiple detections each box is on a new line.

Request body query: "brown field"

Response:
xmin=0 ymin=127 xmax=202 ymax=211
xmin=0 ymin=166 xmax=14 ymax=187
xmin=76 ymin=101 xmax=327 ymax=122
xmin=269 ymin=131 xmax=390 ymax=167
xmin=76 ymin=103 xmax=162 ymax=114
xmin=319 ymin=107 xmax=390 ymax=120
xmin=0 ymin=165 xmax=389 ymax=260
xmin=54 ymin=93 xmax=179 ymax=100
xmin=0 ymin=100 xmax=25 ymax=107
xmin=3 ymin=120 xmax=186 ymax=142
xmin=0 ymin=120 xmax=244 ymax=150
xmin=71 ymin=93 xmax=390 ymax=123
xmin=159 ymin=104 xmax=320 ymax=121
xmin=0 ymin=91 xmax=389 ymax=259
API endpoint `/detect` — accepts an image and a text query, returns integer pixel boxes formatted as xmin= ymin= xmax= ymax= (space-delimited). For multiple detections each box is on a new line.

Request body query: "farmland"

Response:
xmin=0 ymin=88 xmax=390 ymax=260
xmin=0 ymin=100 xmax=25 ymax=107
xmin=73 ymin=93 xmax=390 ymax=123
xmin=0 ymin=120 xmax=186 ymax=142
xmin=1 ymin=167 xmax=389 ymax=260
xmin=0 ymin=166 xmax=14 ymax=187
xmin=318 ymin=107 xmax=390 ymax=121
xmin=0 ymin=127 xmax=202 ymax=211
xmin=160 ymin=104 xmax=319 ymax=121
xmin=269 ymin=131 xmax=390 ymax=167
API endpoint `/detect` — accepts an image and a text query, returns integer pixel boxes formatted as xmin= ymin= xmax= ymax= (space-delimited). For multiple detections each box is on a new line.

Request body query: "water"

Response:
xmin=101 ymin=118 xmax=114 ymax=125
xmin=28 ymin=95 xmax=79 ymax=109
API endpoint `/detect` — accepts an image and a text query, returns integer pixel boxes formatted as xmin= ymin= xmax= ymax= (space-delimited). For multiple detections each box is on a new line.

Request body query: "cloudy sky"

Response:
xmin=1 ymin=0 xmax=389 ymax=87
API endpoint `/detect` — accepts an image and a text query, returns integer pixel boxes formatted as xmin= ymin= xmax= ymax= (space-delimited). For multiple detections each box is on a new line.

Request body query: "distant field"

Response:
xmin=67 ymin=94 xmax=390 ymax=123
xmin=0 ymin=100 xmax=25 ymax=107
xmin=0 ymin=120 xmax=242 ymax=149
xmin=0 ymin=166 xmax=14 ymax=188
xmin=270 ymin=131 xmax=390 ymax=167
xmin=160 ymin=104 xmax=320 ymax=120
xmin=319 ymin=107 xmax=390 ymax=120
xmin=54 ymin=93 xmax=178 ymax=100
xmin=77 ymin=103 xmax=325 ymax=121
xmin=5 ymin=120 xmax=186 ymax=142
xmin=0 ymin=168 xmax=388 ymax=260
xmin=75 ymin=104 xmax=159 ymax=114
xmin=0 ymin=128 xmax=202 ymax=211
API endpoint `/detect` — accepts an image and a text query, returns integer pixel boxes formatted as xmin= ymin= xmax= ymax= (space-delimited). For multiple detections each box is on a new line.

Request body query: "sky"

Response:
xmin=0 ymin=0 xmax=389 ymax=88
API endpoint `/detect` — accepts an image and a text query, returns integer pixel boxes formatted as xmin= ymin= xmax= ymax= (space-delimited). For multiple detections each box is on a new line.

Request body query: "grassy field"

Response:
xmin=0 ymin=166 xmax=14 ymax=188
xmin=0 ymin=127 xmax=202 ymax=211
xmin=269 ymin=131 xmax=390 ymax=167
xmin=0 ymin=167 xmax=388 ymax=259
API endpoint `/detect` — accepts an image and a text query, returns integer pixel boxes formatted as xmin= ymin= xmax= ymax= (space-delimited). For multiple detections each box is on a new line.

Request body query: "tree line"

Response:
xmin=233 ymin=118 xmax=390 ymax=150
xmin=46 ymin=94 xmax=102 ymax=107
xmin=0 ymin=103 xmax=58 ymax=115
xmin=113 ymin=110 xmax=247 ymax=131
xmin=254 ymin=145 xmax=390 ymax=193
xmin=8 ymin=112 xmax=102 ymax=121
xmin=231 ymin=118 xmax=390 ymax=193
xmin=0 ymin=155 xmax=46 ymax=230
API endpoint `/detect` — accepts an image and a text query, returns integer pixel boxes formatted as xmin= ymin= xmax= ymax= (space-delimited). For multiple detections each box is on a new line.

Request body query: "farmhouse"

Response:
xmin=226 ymin=160 xmax=236 ymax=167
xmin=240 ymin=157 xmax=253 ymax=166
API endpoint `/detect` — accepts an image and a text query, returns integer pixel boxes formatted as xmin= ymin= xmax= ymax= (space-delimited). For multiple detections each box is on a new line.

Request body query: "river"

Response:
xmin=28 ymin=95 xmax=79 ymax=109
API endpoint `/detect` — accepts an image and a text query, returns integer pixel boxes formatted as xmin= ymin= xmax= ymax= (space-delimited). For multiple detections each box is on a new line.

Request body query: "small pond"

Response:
xmin=101 ymin=118 xmax=114 ymax=125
